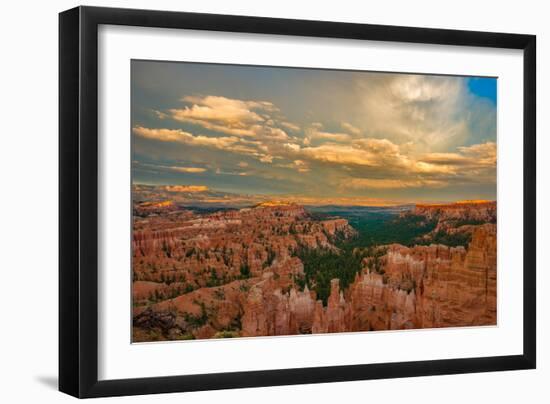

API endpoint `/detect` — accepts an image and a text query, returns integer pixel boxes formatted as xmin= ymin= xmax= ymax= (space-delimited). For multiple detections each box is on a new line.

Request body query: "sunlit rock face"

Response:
xmin=237 ymin=224 xmax=496 ymax=337
xmin=132 ymin=202 xmax=496 ymax=341
xmin=414 ymin=201 xmax=496 ymax=222
xmin=357 ymin=224 xmax=497 ymax=330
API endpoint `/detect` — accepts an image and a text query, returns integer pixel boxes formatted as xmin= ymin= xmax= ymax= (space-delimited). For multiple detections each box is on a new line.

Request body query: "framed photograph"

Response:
xmin=59 ymin=6 xmax=536 ymax=398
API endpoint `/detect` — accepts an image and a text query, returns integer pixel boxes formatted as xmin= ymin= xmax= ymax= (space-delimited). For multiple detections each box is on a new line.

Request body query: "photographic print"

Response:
xmin=131 ymin=60 xmax=497 ymax=343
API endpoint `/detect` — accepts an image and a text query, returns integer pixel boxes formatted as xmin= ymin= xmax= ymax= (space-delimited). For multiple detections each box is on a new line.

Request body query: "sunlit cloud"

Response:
xmin=276 ymin=159 xmax=310 ymax=173
xmin=287 ymin=138 xmax=412 ymax=170
xmin=420 ymin=142 xmax=496 ymax=169
xmin=353 ymin=74 xmax=492 ymax=152
xmin=341 ymin=122 xmax=361 ymax=136
xmin=133 ymin=126 xmax=237 ymax=148
xmin=170 ymin=166 xmax=207 ymax=173
xmin=306 ymin=129 xmax=351 ymax=143
xmin=259 ymin=155 xmax=274 ymax=163
xmin=346 ymin=178 xmax=448 ymax=189
xmin=163 ymin=185 xmax=209 ymax=192
xmin=280 ymin=121 xmax=301 ymax=132
xmin=215 ymin=168 xmax=251 ymax=176
xmin=161 ymin=95 xmax=285 ymax=139
xmin=132 ymin=126 xmax=261 ymax=157
xmin=136 ymin=162 xmax=207 ymax=173
xmin=168 ymin=95 xmax=268 ymax=136
xmin=132 ymin=61 xmax=497 ymax=202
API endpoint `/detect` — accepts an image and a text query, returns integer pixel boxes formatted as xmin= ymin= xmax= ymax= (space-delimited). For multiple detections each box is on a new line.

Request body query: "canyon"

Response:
xmin=132 ymin=198 xmax=497 ymax=342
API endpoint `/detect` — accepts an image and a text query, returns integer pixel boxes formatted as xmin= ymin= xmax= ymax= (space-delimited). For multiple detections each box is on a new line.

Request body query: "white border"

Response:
xmin=98 ymin=25 xmax=524 ymax=381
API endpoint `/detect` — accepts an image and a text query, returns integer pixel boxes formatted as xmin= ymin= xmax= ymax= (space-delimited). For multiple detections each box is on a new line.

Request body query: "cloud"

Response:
xmin=215 ymin=168 xmax=251 ymax=176
xmin=175 ymin=95 xmax=264 ymax=123
xmin=458 ymin=142 xmax=497 ymax=163
xmin=341 ymin=122 xmax=361 ymax=136
xmin=135 ymin=126 xmax=275 ymax=165
xmin=352 ymin=74 xmax=491 ymax=152
xmin=170 ymin=166 xmax=207 ymax=173
xmin=390 ymin=75 xmax=461 ymax=103
xmin=419 ymin=142 xmax=496 ymax=169
xmin=259 ymin=155 xmax=274 ymax=163
xmin=303 ymin=123 xmax=352 ymax=143
xmin=153 ymin=110 xmax=168 ymax=119
xmin=155 ymin=95 xmax=297 ymax=167
xmin=251 ymin=125 xmax=289 ymax=140
xmin=283 ymin=142 xmax=300 ymax=152
xmin=136 ymin=162 xmax=207 ymax=173
xmin=133 ymin=126 xmax=261 ymax=157
xmin=162 ymin=185 xmax=209 ymax=193
xmin=144 ymin=90 xmax=495 ymax=181
xmin=134 ymin=78 xmax=496 ymax=197
xmin=164 ymin=95 xmax=279 ymax=137
xmin=346 ymin=178 xmax=447 ymax=189
xmin=298 ymin=144 xmax=377 ymax=166
xmin=293 ymin=160 xmax=310 ymax=173
xmin=284 ymin=137 xmax=495 ymax=190
xmin=133 ymin=126 xmax=237 ymax=147
xmin=134 ymin=118 xmax=495 ymax=192
xmin=417 ymin=153 xmax=471 ymax=166
xmin=276 ymin=159 xmax=310 ymax=173
xmin=289 ymin=138 xmax=411 ymax=170
xmin=287 ymin=134 xmax=494 ymax=179
xmin=306 ymin=129 xmax=351 ymax=143
xmin=280 ymin=121 xmax=301 ymax=132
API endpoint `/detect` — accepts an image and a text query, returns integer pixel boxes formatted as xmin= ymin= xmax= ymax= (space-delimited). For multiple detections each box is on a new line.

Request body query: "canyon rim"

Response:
xmin=131 ymin=60 xmax=497 ymax=342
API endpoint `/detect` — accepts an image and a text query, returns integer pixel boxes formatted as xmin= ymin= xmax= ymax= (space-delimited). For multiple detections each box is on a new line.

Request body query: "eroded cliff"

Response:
xmin=132 ymin=200 xmax=496 ymax=341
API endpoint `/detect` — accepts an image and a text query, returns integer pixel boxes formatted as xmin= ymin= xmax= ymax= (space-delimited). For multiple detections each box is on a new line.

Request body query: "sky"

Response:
xmin=131 ymin=60 xmax=497 ymax=205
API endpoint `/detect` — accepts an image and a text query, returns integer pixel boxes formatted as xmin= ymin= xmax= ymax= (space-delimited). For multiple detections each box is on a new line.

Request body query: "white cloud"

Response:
xmin=354 ymin=74 xmax=483 ymax=151
xmin=389 ymin=75 xmax=461 ymax=103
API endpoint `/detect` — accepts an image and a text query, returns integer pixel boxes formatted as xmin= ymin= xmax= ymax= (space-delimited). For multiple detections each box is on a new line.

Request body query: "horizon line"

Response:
xmin=133 ymin=183 xmax=496 ymax=208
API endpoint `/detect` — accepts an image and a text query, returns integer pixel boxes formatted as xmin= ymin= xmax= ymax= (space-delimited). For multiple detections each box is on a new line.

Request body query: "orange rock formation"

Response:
xmin=132 ymin=200 xmax=496 ymax=341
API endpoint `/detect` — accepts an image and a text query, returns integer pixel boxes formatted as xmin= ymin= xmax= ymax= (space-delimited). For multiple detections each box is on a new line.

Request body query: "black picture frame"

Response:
xmin=59 ymin=6 xmax=536 ymax=398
